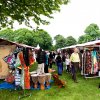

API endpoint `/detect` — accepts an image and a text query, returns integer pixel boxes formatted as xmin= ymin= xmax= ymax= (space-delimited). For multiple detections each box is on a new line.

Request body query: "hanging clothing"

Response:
xmin=91 ymin=51 xmax=98 ymax=74
xmin=23 ymin=48 xmax=30 ymax=66
xmin=3 ymin=54 xmax=16 ymax=70
xmin=19 ymin=51 xmax=30 ymax=89
xmin=15 ymin=69 xmax=21 ymax=86
xmin=20 ymin=67 xmax=24 ymax=89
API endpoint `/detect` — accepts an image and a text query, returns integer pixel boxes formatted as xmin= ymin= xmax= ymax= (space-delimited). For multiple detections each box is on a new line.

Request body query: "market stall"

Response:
xmin=60 ymin=40 xmax=100 ymax=78
xmin=0 ymin=38 xmax=53 ymax=91
xmin=76 ymin=40 xmax=100 ymax=78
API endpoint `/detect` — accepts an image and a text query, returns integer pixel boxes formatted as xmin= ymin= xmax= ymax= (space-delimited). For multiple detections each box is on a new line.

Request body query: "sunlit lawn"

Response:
xmin=0 ymin=63 xmax=100 ymax=100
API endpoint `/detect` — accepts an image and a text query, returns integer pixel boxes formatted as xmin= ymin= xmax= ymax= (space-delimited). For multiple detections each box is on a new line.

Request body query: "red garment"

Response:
xmin=29 ymin=54 xmax=35 ymax=65
xmin=19 ymin=52 xmax=30 ymax=89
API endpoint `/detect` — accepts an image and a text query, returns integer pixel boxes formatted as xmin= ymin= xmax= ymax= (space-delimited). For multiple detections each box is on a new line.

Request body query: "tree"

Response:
xmin=0 ymin=0 xmax=69 ymax=29
xmin=0 ymin=28 xmax=52 ymax=50
xmin=13 ymin=28 xmax=34 ymax=46
xmin=78 ymin=35 xmax=85 ymax=44
xmin=0 ymin=28 xmax=14 ymax=40
xmin=78 ymin=35 xmax=92 ymax=44
xmin=84 ymin=23 xmax=100 ymax=40
xmin=78 ymin=23 xmax=100 ymax=44
xmin=66 ymin=36 xmax=77 ymax=46
xmin=33 ymin=29 xmax=52 ymax=50
xmin=50 ymin=45 xmax=56 ymax=51
xmin=54 ymin=34 xmax=66 ymax=49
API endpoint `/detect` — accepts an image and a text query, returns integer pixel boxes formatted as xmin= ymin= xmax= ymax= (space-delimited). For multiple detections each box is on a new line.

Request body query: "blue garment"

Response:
xmin=45 ymin=54 xmax=49 ymax=65
xmin=57 ymin=63 xmax=63 ymax=75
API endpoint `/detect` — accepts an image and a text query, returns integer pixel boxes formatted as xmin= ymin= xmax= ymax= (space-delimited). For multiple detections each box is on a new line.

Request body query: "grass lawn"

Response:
xmin=0 ymin=63 xmax=100 ymax=100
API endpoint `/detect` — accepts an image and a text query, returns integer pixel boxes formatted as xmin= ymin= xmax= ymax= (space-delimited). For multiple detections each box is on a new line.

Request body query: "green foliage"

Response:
xmin=84 ymin=23 xmax=100 ymax=40
xmin=78 ymin=23 xmax=100 ymax=43
xmin=50 ymin=45 xmax=56 ymax=51
xmin=0 ymin=0 xmax=69 ymax=29
xmin=78 ymin=35 xmax=92 ymax=44
xmin=54 ymin=35 xmax=77 ymax=49
xmin=54 ymin=34 xmax=67 ymax=49
xmin=13 ymin=28 xmax=34 ymax=46
xmin=32 ymin=29 xmax=52 ymax=50
xmin=66 ymin=36 xmax=77 ymax=46
xmin=0 ymin=28 xmax=52 ymax=50
xmin=0 ymin=28 xmax=14 ymax=40
xmin=85 ymin=23 xmax=99 ymax=34
xmin=78 ymin=35 xmax=85 ymax=44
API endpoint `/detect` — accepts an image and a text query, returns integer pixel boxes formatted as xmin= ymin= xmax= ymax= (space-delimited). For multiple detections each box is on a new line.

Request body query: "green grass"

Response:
xmin=0 ymin=64 xmax=100 ymax=100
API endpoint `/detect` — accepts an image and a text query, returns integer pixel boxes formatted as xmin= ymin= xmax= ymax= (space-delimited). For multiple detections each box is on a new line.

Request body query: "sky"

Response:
xmin=14 ymin=0 xmax=100 ymax=40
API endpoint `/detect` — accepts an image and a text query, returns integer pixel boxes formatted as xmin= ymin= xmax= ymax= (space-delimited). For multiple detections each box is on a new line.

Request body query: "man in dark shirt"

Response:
xmin=36 ymin=48 xmax=46 ymax=74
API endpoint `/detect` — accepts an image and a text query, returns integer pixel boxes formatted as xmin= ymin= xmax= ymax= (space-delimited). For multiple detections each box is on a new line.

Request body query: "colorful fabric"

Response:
xmin=15 ymin=69 xmax=21 ymax=86
xmin=19 ymin=52 xmax=30 ymax=89
xmin=84 ymin=50 xmax=99 ymax=75
xmin=20 ymin=67 xmax=24 ymax=89
xmin=91 ymin=51 xmax=98 ymax=74
xmin=85 ymin=51 xmax=92 ymax=74
xmin=15 ymin=55 xmax=21 ymax=68
xmin=3 ymin=54 xmax=16 ymax=69
xmin=29 ymin=53 xmax=35 ymax=65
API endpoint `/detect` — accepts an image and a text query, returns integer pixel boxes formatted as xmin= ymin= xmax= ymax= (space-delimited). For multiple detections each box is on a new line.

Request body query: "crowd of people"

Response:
xmin=36 ymin=48 xmax=81 ymax=83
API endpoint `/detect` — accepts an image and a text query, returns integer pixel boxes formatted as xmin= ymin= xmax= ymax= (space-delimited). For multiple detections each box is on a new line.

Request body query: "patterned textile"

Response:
xmin=15 ymin=69 xmax=21 ymax=86
xmin=91 ymin=51 xmax=98 ymax=74
xmin=15 ymin=54 xmax=21 ymax=68
xmin=19 ymin=52 xmax=30 ymax=89
xmin=3 ymin=47 xmax=22 ymax=69
xmin=3 ymin=54 xmax=16 ymax=69
xmin=84 ymin=50 xmax=99 ymax=75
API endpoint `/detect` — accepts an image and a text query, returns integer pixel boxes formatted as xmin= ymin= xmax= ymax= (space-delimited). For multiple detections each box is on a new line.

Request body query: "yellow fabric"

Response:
xmin=70 ymin=53 xmax=80 ymax=62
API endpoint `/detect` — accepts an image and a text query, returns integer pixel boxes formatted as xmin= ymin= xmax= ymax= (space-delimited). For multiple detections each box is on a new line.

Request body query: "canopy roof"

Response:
xmin=0 ymin=38 xmax=35 ymax=49
xmin=61 ymin=40 xmax=100 ymax=50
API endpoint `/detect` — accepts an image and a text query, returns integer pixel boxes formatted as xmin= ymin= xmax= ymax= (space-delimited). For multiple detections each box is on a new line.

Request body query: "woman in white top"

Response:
xmin=65 ymin=55 xmax=70 ymax=72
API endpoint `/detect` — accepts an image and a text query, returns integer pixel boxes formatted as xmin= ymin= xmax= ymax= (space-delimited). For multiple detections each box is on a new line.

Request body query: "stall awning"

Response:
xmin=61 ymin=40 xmax=100 ymax=50
xmin=0 ymin=38 xmax=35 ymax=49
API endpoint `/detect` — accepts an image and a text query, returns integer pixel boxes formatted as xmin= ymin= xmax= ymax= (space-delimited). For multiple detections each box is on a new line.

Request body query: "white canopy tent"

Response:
xmin=61 ymin=40 xmax=100 ymax=50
